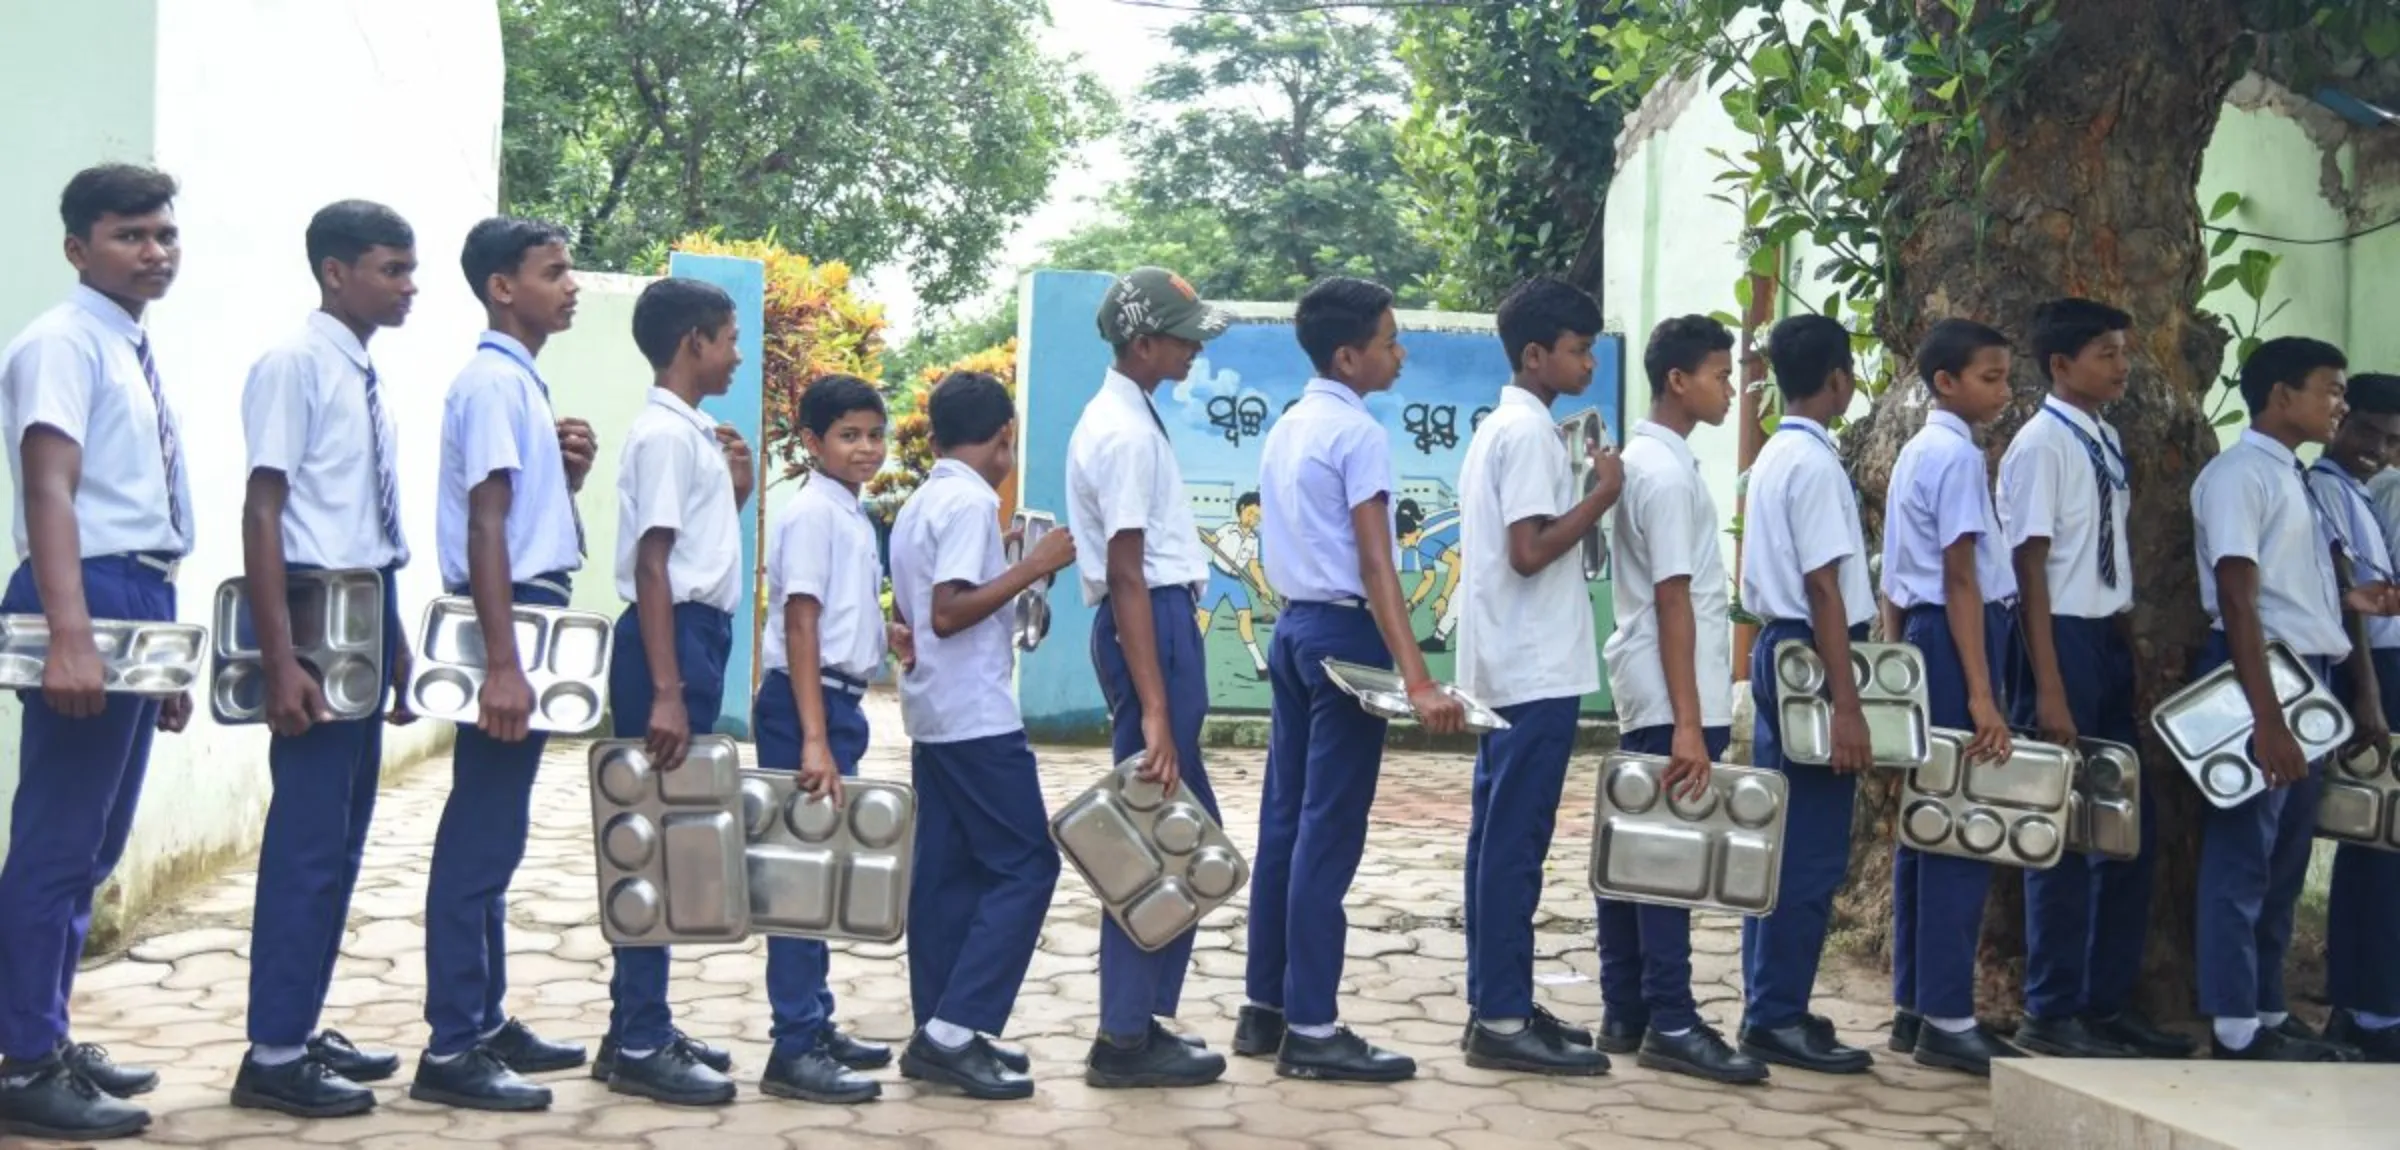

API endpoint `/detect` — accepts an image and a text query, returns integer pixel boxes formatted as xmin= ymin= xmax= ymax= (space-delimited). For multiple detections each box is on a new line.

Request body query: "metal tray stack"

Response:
xmin=407 ymin=597 xmax=614 ymax=734
xmin=2320 ymin=737 xmax=2400 ymax=852
xmin=1321 ymin=658 xmax=1511 ymax=732
xmin=1768 ymin=640 xmax=1933 ymax=768
xmin=1051 ymin=759 xmax=1249 ymax=952
xmin=1898 ymin=730 xmax=2074 ymax=870
xmin=1006 ymin=510 xmax=1057 ymax=652
xmin=1557 ymin=409 xmax=1609 ymax=581
xmin=208 ymin=570 xmax=385 ymax=725
xmin=2151 ymin=640 xmax=2352 ymax=810
xmin=2066 ymin=738 xmax=2143 ymax=861
xmin=0 ymin=615 xmax=206 ymax=697
xmin=739 ymin=771 xmax=916 ymax=943
xmin=590 ymin=738 xmax=750 ymax=946
xmin=1587 ymin=753 xmax=1787 ymax=915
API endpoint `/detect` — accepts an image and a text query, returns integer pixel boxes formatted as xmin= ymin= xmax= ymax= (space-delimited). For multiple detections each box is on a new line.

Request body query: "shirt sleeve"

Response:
xmin=624 ymin=427 xmax=697 ymax=538
xmin=241 ymin=348 xmax=321 ymax=475
xmin=1497 ymin=424 xmax=1571 ymax=527
xmin=2 ymin=331 xmax=98 ymax=448
xmin=776 ymin=496 xmax=836 ymax=605
xmin=1639 ymin=473 xmax=1704 ymax=583
xmin=1928 ymin=445 xmax=1993 ymax=550
xmin=932 ymin=497 xmax=999 ymax=586
xmin=1788 ymin=457 xmax=1859 ymax=576
xmin=452 ymin=376 xmax=525 ymax=483
xmin=1090 ymin=432 xmax=1159 ymax=540
xmin=1338 ymin=424 xmax=1395 ymax=511
xmin=2371 ymin=476 xmax=2400 ymax=563
xmin=1996 ymin=437 xmax=2060 ymax=549
xmin=2195 ymin=465 xmax=2268 ymax=567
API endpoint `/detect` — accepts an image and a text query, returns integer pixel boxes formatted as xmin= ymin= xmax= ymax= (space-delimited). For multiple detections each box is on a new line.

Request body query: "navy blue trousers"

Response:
xmin=1892 ymin=602 xmax=2012 ymax=1020
xmin=1247 ymin=601 xmax=1391 ymax=1026
xmin=1739 ymin=619 xmax=1863 ymax=1031
xmin=1463 ymin=695 xmax=1580 ymax=1021
xmin=2326 ymin=647 xmax=2400 ymax=1019
xmin=247 ymin=565 xmax=403 ymax=1047
xmin=422 ymin=576 xmax=571 ymax=1056
xmin=908 ymin=731 xmax=1059 ymax=1034
xmin=1091 ymin=586 xmax=1221 ymax=1039
xmin=753 ymin=667 xmax=867 ymax=1059
xmin=2193 ymin=631 xmax=2329 ymax=1019
xmin=2006 ymin=612 xmax=2152 ymax=1021
xmin=1598 ymin=723 xmax=1729 ymax=1033
xmin=605 ymin=601 xmax=732 ymax=1051
xmin=0 ymin=556 xmax=174 ymax=1060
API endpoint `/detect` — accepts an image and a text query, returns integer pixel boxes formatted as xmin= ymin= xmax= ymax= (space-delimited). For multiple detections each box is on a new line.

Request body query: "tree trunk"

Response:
xmin=1837 ymin=0 xmax=2249 ymax=1021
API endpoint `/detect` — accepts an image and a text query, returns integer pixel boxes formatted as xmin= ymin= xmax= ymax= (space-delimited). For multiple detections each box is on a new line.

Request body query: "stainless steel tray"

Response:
xmin=738 ymin=770 xmax=916 ymax=943
xmin=1558 ymin=409 xmax=1608 ymax=581
xmin=1587 ymin=752 xmax=1787 ymax=915
xmin=2065 ymin=738 xmax=2143 ymax=861
xmin=1321 ymin=658 xmax=1511 ymax=732
xmin=1006 ymin=510 xmax=1057 ymax=651
xmin=0 ymin=615 xmax=206 ymax=697
xmin=2151 ymin=640 xmax=2352 ymax=810
xmin=1050 ymin=758 xmax=1250 ymax=952
xmin=590 ymin=737 xmax=750 ymax=945
xmin=406 ymin=596 xmax=614 ymax=734
xmin=2320 ymin=737 xmax=2400 ymax=853
xmin=1769 ymin=640 xmax=1933 ymax=768
xmin=209 ymin=570 xmax=385 ymax=725
xmin=1897 ymin=729 xmax=2073 ymax=870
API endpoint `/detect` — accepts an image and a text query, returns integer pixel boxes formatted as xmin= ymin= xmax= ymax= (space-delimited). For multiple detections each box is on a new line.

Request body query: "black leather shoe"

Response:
xmin=1463 ymin=1021 xmax=1608 ymax=1076
xmin=2272 ymin=1015 xmax=2324 ymax=1042
xmin=1888 ymin=1010 xmax=1921 ymax=1054
xmin=1913 ymin=1023 xmax=2023 ymax=1077
xmin=762 ymin=1048 xmax=881 ymax=1104
xmin=1276 ymin=1027 xmax=1417 ymax=1083
xmin=2324 ymin=1011 xmax=2400 ymax=1063
xmin=1595 ymin=1013 xmax=1647 ymax=1055
xmin=1235 ymin=1005 xmax=1287 ymax=1058
xmin=1084 ymin=1027 xmax=1227 ymax=1089
xmin=592 ymin=1031 xmax=734 ymax=1081
xmin=0 ymin=1055 xmax=150 ymax=1140
xmin=1738 ymin=1019 xmax=1872 ymax=1075
xmin=2084 ymin=1010 xmax=2196 ymax=1059
xmin=481 ymin=1018 xmax=586 ymax=1074
xmin=309 ymin=1030 xmax=401 ymax=1084
xmin=1533 ymin=1005 xmax=1594 ymax=1048
xmin=820 ymin=1026 xmax=891 ymax=1071
xmin=2015 ymin=1015 xmax=2138 ymax=1059
xmin=900 ymin=1032 xmax=1034 ymax=1100
xmin=61 ymin=1042 xmax=156 ymax=1098
xmin=1638 ymin=1025 xmax=1769 ymax=1084
xmin=408 ymin=1049 xmax=553 ymax=1111
xmin=231 ymin=1054 xmax=376 ymax=1118
xmin=608 ymin=1040 xmax=735 ymax=1106
xmin=2212 ymin=1027 xmax=2361 ymax=1062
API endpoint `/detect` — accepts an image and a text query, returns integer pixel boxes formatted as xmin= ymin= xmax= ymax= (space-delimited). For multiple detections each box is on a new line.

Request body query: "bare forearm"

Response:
xmin=1656 ymin=579 xmax=1702 ymax=729
xmin=467 ymin=503 xmax=519 ymax=668
xmin=787 ymin=602 xmax=831 ymax=748
xmin=634 ymin=547 xmax=683 ymax=694
xmin=240 ymin=483 xmax=299 ymax=667
xmin=931 ymin=560 xmax=1050 ymax=638
xmin=1803 ymin=567 xmax=1861 ymax=710
xmin=2014 ymin=542 xmax=2066 ymax=701
xmin=1507 ymin=492 xmax=1612 ymax=577
xmin=1942 ymin=547 xmax=1993 ymax=703
xmin=1106 ymin=554 xmax=1169 ymax=719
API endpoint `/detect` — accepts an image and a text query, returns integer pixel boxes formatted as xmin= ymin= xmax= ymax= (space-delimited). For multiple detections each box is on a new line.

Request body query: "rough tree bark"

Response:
xmin=1836 ymin=0 xmax=2250 ymax=1020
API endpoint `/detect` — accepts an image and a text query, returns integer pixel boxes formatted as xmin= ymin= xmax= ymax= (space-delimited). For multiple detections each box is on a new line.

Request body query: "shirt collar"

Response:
xmin=69 ymin=284 xmax=145 ymax=344
xmin=2238 ymin=428 xmax=2300 ymax=469
xmin=1304 ymin=377 xmax=1369 ymax=411
xmin=927 ymin=456 xmax=989 ymax=492
xmin=803 ymin=469 xmax=865 ymax=513
xmin=306 ymin=310 xmax=371 ymax=371
xmin=1925 ymin=409 xmax=1973 ymax=441
xmin=1633 ymin=419 xmax=1697 ymax=469
xmin=1499 ymin=386 xmax=1550 ymax=416
xmin=478 ymin=329 xmax=536 ymax=366
xmin=2312 ymin=456 xmax=2370 ymax=492
xmin=646 ymin=387 xmax=718 ymax=436
xmin=2040 ymin=395 xmax=2113 ymax=444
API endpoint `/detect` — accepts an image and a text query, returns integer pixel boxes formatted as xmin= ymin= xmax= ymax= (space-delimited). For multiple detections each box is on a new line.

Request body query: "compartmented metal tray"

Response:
xmin=1321 ymin=658 xmax=1511 ymax=732
xmin=1558 ymin=409 xmax=1609 ymax=581
xmin=738 ymin=771 xmax=916 ymax=942
xmin=406 ymin=596 xmax=614 ymax=734
xmin=0 ymin=615 xmax=207 ymax=697
xmin=2320 ymin=737 xmax=2400 ymax=853
xmin=2151 ymin=640 xmax=2352 ymax=810
xmin=1897 ymin=730 xmax=2073 ymax=870
xmin=1006 ymin=510 xmax=1057 ymax=652
xmin=590 ymin=737 xmax=750 ymax=945
xmin=2066 ymin=738 xmax=2143 ymax=861
xmin=1051 ymin=758 xmax=1250 ymax=952
xmin=1769 ymin=640 xmax=1933 ymax=768
xmin=1587 ymin=752 xmax=1787 ymax=915
xmin=209 ymin=570 xmax=385 ymax=725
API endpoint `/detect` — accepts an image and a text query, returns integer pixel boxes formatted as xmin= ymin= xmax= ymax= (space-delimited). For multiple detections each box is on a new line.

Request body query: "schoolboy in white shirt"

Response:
xmin=2324 ymin=371 xmax=2400 ymax=1063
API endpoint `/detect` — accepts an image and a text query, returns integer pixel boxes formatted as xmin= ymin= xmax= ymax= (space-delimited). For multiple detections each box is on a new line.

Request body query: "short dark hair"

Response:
xmin=2347 ymin=372 xmax=2400 ymax=416
xmin=460 ymin=216 xmax=570 ymax=305
xmin=2030 ymin=297 xmax=2132 ymax=380
xmin=801 ymin=373 xmax=886 ymax=438
xmin=927 ymin=371 xmax=1013 ymax=449
xmin=1643 ymin=315 xmax=1735 ymax=394
xmin=1915 ymin=319 xmax=2012 ymax=389
xmin=1236 ymin=491 xmax=1260 ymax=511
xmin=2239 ymin=336 xmax=2347 ymax=415
xmin=631 ymin=278 xmax=735 ymax=370
xmin=1765 ymin=315 xmax=1854 ymax=403
xmin=60 ymin=164 xmax=178 ymax=238
xmin=1496 ymin=277 xmax=1603 ymax=372
xmin=1396 ymin=498 xmax=1424 ymax=537
xmin=1294 ymin=276 xmax=1395 ymax=375
xmin=305 ymin=200 xmax=414 ymax=284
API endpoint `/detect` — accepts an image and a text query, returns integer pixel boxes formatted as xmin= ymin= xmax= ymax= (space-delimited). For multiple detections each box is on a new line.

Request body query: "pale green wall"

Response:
xmin=536 ymin=272 xmax=658 ymax=622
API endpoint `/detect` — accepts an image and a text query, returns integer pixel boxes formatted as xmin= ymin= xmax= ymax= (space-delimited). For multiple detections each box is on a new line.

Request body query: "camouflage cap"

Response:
xmin=1095 ymin=267 xmax=1232 ymax=346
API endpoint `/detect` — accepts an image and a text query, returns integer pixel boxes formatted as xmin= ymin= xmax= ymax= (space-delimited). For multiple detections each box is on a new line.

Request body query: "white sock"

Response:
xmin=1290 ymin=1022 xmax=1337 ymax=1039
xmin=2260 ymin=1011 xmax=2289 ymax=1028
xmin=1927 ymin=1016 xmax=1978 ymax=1034
xmin=250 ymin=1044 xmax=308 ymax=1067
xmin=2214 ymin=1017 xmax=2260 ymax=1049
xmin=1481 ymin=1017 xmax=1527 ymax=1035
xmin=1656 ymin=1026 xmax=1693 ymax=1038
xmin=619 ymin=1047 xmax=657 ymax=1060
xmin=479 ymin=1022 xmax=507 ymax=1042
xmin=2356 ymin=1012 xmax=2400 ymax=1030
xmin=1247 ymin=1002 xmax=1282 ymax=1015
xmin=1246 ymin=642 xmax=1266 ymax=671
xmin=425 ymin=1050 xmax=466 ymax=1064
xmin=924 ymin=1019 xmax=974 ymax=1050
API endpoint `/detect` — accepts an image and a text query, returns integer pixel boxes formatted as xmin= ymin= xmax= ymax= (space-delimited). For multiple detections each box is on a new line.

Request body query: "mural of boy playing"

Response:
xmin=1197 ymin=491 xmax=1271 ymax=678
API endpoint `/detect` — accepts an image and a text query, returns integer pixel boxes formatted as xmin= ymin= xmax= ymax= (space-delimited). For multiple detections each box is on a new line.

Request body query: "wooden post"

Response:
xmin=1730 ymin=250 xmax=1777 ymax=679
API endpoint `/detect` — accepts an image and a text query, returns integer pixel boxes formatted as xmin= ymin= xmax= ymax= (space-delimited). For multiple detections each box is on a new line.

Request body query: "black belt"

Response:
xmin=820 ymin=667 xmax=868 ymax=696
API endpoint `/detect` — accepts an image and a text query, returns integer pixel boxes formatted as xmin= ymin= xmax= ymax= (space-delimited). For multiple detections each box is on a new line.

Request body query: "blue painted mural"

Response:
xmin=665 ymin=252 xmax=767 ymax=737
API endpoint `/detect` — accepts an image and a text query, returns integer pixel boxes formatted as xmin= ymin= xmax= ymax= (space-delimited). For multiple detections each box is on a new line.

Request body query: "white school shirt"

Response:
xmin=1257 ymin=378 xmax=1394 ymax=603
xmin=1209 ymin=523 xmax=1259 ymax=576
xmin=613 ymin=388 xmax=740 ymax=613
xmin=1995 ymin=396 xmax=2132 ymax=619
xmin=0 ymin=284 xmax=193 ymax=560
xmin=435 ymin=331 xmax=583 ymax=589
xmin=764 ymin=472 xmax=886 ymax=678
xmin=2191 ymin=430 xmax=2348 ymax=659
xmin=1604 ymin=420 xmax=1733 ymax=731
xmin=889 ymin=458 xmax=1022 ymax=743
xmin=1456 ymin=386 xmax=1600 ymax=709
xmin=1739 ymin=416 xmax=1874 ymax=627
xmin=1881 ymin=409 xmax=2017 ymax=609
xmin=241 ymin=311 xmax=409 ymax=570
xmin=2306 ymin=460 xmax=2400 ymax=651
xmin=1064 ymin=370 xmax=1209 ymax=606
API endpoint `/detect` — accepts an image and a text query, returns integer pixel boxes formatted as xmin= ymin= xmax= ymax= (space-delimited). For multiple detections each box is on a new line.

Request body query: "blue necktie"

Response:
xmin=133 ymin=337 xmax=186 ymax=552
xmin=363 ymin=364 xmax=407 ymax=559
xmin=2042 ymin=406 xmax=2125 ymax=589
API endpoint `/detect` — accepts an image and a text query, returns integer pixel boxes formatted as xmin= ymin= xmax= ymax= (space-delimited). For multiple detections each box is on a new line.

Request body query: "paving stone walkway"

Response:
xmin=26 ymin=693 xmax=1994 ymax=1148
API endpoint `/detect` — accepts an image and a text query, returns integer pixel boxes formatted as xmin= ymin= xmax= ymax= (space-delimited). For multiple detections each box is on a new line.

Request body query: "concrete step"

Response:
xmin=1994 ymin=1059 xmax=2394 ymax=1149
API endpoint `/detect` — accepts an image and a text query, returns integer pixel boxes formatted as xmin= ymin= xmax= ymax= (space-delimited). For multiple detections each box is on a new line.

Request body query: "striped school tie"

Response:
xmin=363 ymin=364 xmax=408 ymax=559
xmin=133 ymin=337 xmax=186 ymax=550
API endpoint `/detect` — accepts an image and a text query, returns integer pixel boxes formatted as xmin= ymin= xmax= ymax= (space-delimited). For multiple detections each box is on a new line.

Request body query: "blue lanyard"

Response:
xmin=1778 ymin=417 xmax=1839 ymax=458
xmin=2308 ymin=459 xmax=2396 ymax=584
xmin=2040 ymin=404 xmax=2127 ymax=490
xmin=478 ymin=339 xmax=551 ymax=400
